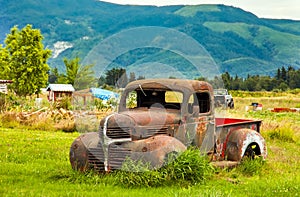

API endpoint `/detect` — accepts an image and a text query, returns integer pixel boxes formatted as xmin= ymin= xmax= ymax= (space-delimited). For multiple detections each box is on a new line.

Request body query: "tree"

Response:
xmin=221 ymin=72 xmax=231 ymax=89
xmin=48 ymin=67 xmax=59 ymax=84
xmin=58 ymin=57 xmax=96 ymax=90
xmin=281 ymin=66 xmax=287 ymax=82
xmin=4 ymin=24 xmax=51 ymax=96
xmin=129 ymin=72 xmax=136 ymax=82
xmin=105 ymin=68 xmax=128 ymax=88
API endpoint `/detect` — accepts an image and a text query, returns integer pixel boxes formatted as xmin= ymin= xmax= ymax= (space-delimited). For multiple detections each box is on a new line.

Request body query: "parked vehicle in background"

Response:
xmin=214 ymin=89 xmax=234 ymax=109
xmin=70 ymin=79 xmax=266 ymax=172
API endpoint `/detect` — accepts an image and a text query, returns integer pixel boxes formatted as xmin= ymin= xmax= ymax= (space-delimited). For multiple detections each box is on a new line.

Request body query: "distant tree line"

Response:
xmin=215 ymin=66 xmax=300 ymax=91
xmin=99 ymin=66 xmax=300 ymax=92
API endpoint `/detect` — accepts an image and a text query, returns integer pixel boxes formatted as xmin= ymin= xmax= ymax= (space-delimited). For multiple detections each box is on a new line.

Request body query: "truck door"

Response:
xmin=186 ymin=92 xmax=215 ymax=153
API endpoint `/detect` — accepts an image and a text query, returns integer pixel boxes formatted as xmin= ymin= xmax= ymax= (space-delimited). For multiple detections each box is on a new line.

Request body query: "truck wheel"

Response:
xmin=229 ymin=101 xmax=234 ymax=109
xmin=243 ymin=145 xmax=255 ymax=159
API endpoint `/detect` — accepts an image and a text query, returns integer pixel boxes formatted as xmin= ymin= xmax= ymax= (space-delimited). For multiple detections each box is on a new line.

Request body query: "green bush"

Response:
xmin=161 ymin=148 xmax=214 ymax=185
xmin=114 ymin=148 xmax=215 ymax=188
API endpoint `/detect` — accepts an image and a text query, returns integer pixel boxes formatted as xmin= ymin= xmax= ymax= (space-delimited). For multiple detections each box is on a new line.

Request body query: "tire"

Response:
xmin=243 ymin=145 xmax=255 ymax=159
xmin=229 ymin=100 xmax=234 ymax=109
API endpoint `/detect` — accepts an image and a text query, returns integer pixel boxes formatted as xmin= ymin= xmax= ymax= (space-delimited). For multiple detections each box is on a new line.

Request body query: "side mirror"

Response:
xmin=192 ymin=105 xmax=199 ymax=117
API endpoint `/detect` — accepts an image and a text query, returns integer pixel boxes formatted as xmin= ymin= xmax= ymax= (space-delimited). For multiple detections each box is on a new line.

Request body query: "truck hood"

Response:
xmin=100 ymin=108 xmax=181 ymax=128
xmin=121 ymin=108 xmax=181 ymax=126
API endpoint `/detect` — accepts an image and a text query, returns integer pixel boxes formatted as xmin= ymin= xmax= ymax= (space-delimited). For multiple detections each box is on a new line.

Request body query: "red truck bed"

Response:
xmin=215 ymin=117 xmax=262 ymax=133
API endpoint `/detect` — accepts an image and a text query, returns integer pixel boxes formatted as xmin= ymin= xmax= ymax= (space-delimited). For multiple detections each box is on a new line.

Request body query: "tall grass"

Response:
xmin=114 ymin=148 xmax=215 ymax=188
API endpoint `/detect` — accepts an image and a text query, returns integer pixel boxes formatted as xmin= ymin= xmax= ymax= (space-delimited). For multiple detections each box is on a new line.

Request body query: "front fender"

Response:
xmin=224 ymin=129 xmax=267 ymax=161
xmin=69 ymin=132 xmax=100 ymax=171
xmin=124 ymin=135 xmax=187 ymax=170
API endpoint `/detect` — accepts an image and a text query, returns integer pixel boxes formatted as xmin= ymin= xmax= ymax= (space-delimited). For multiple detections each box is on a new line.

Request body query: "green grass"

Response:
xmin=175 ymin=5 xmax=220 ymax=17
xmin=1 ymin=127 xmax=300 ymax=196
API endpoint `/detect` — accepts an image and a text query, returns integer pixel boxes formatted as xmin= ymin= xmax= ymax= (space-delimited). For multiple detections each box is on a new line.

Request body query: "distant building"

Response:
xmin=0 ymin=80 xmax=13 ymax=94
xmin=46 ymin=84 xmax=75 ymax=101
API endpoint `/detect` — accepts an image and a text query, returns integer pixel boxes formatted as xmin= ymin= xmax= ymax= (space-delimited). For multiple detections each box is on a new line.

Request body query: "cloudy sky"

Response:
xmin=101 ymin=0 xmax=300 ymax=20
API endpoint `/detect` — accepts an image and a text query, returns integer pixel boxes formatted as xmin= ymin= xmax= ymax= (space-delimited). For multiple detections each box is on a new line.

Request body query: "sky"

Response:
xmin=101 ymin=0 xmax=300 ymax=20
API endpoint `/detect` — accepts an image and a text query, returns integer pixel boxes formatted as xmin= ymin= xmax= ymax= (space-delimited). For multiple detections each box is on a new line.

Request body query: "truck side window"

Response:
xmin=188 ymin=92 xmax=210 ymax=113
xmin=126 ymin=91 xmax=137 ymax=109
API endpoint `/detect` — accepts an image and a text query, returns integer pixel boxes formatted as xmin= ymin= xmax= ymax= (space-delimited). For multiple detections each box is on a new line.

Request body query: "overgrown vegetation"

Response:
xmin=114 ymin=148 xmax=214 ymax=188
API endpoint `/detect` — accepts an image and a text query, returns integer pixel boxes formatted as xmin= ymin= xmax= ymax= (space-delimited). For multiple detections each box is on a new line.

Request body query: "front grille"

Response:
xmin=106 ymin=127 xmax=131 ymax=138
xmin=88 ymin=147 xmax=105 ymax=171
xmin=108 ymin=143 xmax=131 ymax=170
xmin=87 ymin=143 xmax=132 ymax=171
xmin=144 ymin=126 xmax=168 ymax=138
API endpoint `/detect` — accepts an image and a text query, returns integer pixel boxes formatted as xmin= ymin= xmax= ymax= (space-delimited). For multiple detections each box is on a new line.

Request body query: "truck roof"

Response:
xmin=125 ymin=79 xmax=213 ymax=92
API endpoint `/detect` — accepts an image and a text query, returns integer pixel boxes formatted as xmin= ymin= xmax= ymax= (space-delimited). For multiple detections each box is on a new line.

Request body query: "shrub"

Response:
xmin=161 ymin=148 xmax=214 ymax=185
xmin=113 ymin=148 xmax=215 ymax=188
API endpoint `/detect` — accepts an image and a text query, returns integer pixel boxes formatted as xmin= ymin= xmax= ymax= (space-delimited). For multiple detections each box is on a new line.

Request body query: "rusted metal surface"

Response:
xmin=214 ymin=119 xmax=266 ymax=161
xmin=70 ymin=79 xmax=267 ymax=172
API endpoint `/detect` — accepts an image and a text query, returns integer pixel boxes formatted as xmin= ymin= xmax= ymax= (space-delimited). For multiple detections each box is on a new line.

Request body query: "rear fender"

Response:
xmin=224 ymin=129 xmax=267 ymax=161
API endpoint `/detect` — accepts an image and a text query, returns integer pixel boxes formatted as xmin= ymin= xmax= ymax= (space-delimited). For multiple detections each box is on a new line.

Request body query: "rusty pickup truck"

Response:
xmin=70 ymin=79 xmax=267 ymax=171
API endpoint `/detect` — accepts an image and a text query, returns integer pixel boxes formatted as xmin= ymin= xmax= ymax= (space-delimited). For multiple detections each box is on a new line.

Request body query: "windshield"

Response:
xmin=214 ymin=89 xmax=227 ymax=95
xmin=125 ymin=89 xmax=182 ymax=110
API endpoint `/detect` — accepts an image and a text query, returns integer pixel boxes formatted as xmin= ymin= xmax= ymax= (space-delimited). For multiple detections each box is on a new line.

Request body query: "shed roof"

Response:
xmin=46 ymin=84 xmax=75 ymax=92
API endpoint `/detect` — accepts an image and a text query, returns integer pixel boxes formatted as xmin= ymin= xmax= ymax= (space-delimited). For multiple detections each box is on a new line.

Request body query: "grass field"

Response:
xmin=1 ymin=93 xmax=300 ymax=196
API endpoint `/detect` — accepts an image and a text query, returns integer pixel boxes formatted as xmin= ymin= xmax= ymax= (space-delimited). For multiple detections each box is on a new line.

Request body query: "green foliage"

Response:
xmin=161 ymin=148 xmax=214 ymax=185
xmin=104 ymin=68 xmax=128 ymax=88
xmin=62 ymin=57 xmax=80 ymax=85
xmin=93 ymin=98 xmax=117 ymax=111
xmin=236 ymin=157 xmax=266 ymax=176
xmin=114 ymin=158 xmax=164 ymax=188
xmin=54 ymin=95 xmax=72 ymax=110
xmin=265 ymin=125 xmax=296 ymax=142
xmin=211 ymin=66 xmax=300 ymax=91
xmin=4 ymin=24 xmax=51 ymax=96
xmin=56 ymin=57 xmax=96 ymax=90
xmin=0 ymin=45 xmax=10 ymax=78
xmin=114 ymin=148 xmax=214 ymax=188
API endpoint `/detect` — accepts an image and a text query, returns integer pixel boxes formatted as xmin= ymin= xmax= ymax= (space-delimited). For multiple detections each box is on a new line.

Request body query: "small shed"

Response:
xmin=0 ymin=80 xmax=13 ymax=94
xmin=46 ymin=84 xmax=75 ymax=101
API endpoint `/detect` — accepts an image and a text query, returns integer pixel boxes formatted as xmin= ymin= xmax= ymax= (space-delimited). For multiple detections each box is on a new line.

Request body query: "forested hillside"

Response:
xmin=1 ymin=0 xmax=300 ymax=78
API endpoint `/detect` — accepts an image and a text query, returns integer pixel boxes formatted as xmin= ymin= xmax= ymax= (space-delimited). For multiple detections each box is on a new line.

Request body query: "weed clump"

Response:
xmin=113 ymin=148 xmax=215 ymax=188
xmin=237 ymin=156 xmax=266 ymax=176
xmin=265 ymin=125 xmax=296 ymax=142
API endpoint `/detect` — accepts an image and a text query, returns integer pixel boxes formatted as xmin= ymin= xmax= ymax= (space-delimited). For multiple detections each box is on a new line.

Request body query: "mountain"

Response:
xmin=1 ymin=0 xmax=300 ymax=78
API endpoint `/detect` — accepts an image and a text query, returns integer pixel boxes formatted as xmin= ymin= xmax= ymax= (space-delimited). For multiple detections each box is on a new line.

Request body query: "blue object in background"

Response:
xmin=90 ymin=88 xmax=119 ymax=101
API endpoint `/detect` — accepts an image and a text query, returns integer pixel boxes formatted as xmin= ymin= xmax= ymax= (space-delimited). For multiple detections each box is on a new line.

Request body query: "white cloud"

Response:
xmin=100 ymin=0 xmax=300 ymax=20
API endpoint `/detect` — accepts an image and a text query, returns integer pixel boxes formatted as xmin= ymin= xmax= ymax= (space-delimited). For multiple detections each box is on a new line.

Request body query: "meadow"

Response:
xmin=0 ymin=91 xmax=300 ymax=197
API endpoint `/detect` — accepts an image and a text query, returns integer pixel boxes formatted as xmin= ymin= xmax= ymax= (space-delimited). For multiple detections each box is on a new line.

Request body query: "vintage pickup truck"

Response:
xmin=70 ymin=79 xmax=267 ymax=171
xmin=214 ymin=89 xmax=234 ymax=109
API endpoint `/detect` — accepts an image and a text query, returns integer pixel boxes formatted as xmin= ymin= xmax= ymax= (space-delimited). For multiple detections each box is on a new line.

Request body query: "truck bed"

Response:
xmin=215 ymin=117 xmax=261 ymax=133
